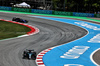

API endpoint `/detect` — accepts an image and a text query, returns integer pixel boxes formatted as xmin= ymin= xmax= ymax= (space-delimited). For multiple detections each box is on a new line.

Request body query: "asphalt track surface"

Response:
xmin=0 ymin=12 xmax=88 ymax=66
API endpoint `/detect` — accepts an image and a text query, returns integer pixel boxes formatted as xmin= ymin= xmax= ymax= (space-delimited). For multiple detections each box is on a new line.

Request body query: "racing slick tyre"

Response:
xmin=25 ymin=20 xmax=28 ymax=23
xmin=12 ymin=17 xmax=16 ymax=21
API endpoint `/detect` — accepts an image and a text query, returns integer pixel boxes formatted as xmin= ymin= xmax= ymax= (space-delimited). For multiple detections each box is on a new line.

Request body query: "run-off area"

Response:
xmin=33 ymin=16 xmax=100 ymax=66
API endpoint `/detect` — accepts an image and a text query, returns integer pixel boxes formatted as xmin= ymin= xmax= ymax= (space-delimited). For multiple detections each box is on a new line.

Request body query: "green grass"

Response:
xmin=0 ymin=20 xmax=31 ymax=40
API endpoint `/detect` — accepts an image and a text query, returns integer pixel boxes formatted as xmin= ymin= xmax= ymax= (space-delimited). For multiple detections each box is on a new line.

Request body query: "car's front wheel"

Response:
xmin=25 ymin=20 xmax=28 ymax=23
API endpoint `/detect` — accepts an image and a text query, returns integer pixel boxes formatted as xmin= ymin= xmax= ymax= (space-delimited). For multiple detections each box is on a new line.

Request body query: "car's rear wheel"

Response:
xmin=12 ymin=17 xmax=16 ymax=21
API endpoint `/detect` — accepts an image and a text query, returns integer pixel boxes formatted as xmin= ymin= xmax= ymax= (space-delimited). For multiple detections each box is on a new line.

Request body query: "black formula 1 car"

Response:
xmin=22 ymin=49 xmax=36 ymax=60
xmin=12 ymin=17 xmax=28 ymax=23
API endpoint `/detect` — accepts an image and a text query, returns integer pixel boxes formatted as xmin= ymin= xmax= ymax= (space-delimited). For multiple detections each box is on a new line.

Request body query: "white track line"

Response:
xmin=90 ymin=48 xmax=100 ymax=66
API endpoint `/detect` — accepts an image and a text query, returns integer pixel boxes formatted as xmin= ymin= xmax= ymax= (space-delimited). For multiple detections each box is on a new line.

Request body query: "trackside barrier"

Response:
xmin=32 ymin=9 xmax=52 ymax=14
xmin=0 ymin=6 xmax=97 ymax=18
xmin=53 ymin=11 xmax=73 ymax=16
xmin=12 ymin=7 xmax=31 ymax=13
xmin=94 ymin=14 xmax=100 ymax=18
xmin=0 ymin=6 xmax=11 ymax=11
xmin=73 ymin=12 xmax=94 ymax=17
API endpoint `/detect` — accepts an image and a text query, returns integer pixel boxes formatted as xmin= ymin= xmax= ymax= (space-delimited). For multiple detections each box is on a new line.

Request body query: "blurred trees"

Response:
xmin=52 ymin=0 xmax=100 ymax=13
xmin=0 ymin=0 xmax=100 ymax=13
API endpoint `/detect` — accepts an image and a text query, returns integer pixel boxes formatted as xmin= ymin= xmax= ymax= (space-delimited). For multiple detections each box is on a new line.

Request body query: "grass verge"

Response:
xmin=0 ymin=20 xmax=31 ymax=40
